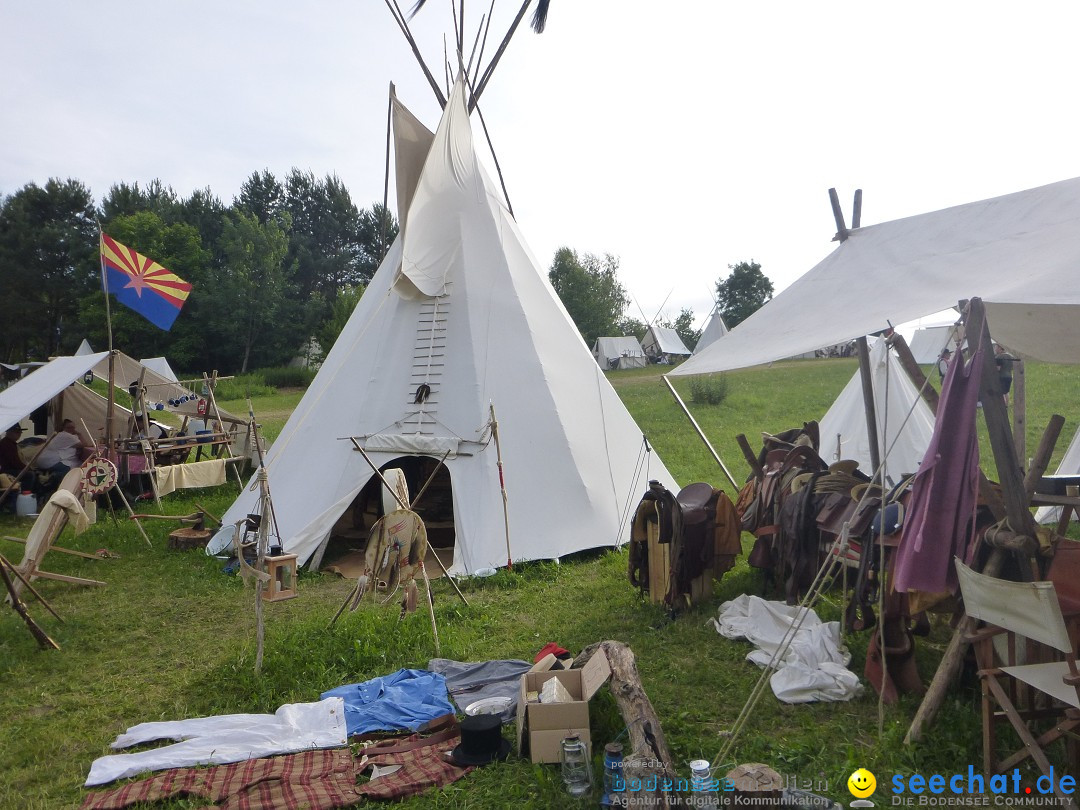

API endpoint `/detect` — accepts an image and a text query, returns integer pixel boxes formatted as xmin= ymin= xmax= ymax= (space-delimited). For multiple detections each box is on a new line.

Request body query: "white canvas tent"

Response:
xmin=907 ymin=325 xmax=961 ymax=364
xmin=0 ymin=353 xmax=108 ymax=432
xmin=693 ymin=307 xmax=728 ymax=356
xmin=140 ymin=357 xmax=180 ymax=383
xmin=672 ymin=176 xmax=1080 ymax=377
xmin=75 ymin=338 xmax=95 ymax=356
xmin=593 ymin=336 xmax=646 ymax=370
xmin=219 ymin=80 xmax=676 ymax=574
xmin=642 ymin=325 xmax=691 ymax=361
xmin=0 ymin=351 xmax=165 ymax=440
xmin=817 ymin=336 xmax=936 ymax=482
xmin=90 ymin=351 xmax=242 ymax=424
xmin=287 ymin=337 xmax=323 ymax=370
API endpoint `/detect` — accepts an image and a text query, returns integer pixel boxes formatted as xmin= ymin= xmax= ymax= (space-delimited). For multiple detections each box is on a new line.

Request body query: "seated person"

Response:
xmin=0 ymin=424 xmax=24 ymax=478
xmin=0 ymin=424 xmax=25 ymax=512
xmin=35 ymin=419 xmax=93 ymax=493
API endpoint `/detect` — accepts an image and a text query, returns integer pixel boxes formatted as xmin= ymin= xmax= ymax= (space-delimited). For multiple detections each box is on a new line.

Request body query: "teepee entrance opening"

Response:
xmin=323 ymin=455 xmax=456 ymax=573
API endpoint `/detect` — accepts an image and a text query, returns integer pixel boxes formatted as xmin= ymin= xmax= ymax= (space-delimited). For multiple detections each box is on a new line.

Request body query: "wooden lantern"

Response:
xmin=263 ymin=554 xmax=298 ymax=602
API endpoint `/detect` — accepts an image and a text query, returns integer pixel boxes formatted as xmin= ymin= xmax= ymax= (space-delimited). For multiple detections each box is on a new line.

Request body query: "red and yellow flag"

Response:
xmin=100 ymin=234 xmax=192 ymax=330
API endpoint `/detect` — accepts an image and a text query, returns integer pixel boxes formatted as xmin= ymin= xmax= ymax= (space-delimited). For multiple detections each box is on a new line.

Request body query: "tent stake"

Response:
xmin=661 ymin=375 xmax=737 ymax=490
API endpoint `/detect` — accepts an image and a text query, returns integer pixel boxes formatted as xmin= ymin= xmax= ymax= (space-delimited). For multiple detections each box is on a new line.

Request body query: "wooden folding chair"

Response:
xmin=955 ymin=559 xmax=1079 ymax=800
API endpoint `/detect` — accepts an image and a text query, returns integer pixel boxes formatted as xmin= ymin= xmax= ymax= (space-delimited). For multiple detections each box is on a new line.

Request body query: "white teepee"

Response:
xmin=693 ymin=306 xmax=728 ymax=356
xmin=218 ymin=81 xmax=676 ymax=574
xmin=817 ymin=336 xmax=936 ymax=483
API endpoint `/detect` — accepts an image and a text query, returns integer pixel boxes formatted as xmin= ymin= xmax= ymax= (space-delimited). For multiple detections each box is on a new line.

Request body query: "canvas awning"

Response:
xmin=90 ymin=351 xmax=242 ymax=423
xmin=0 ymin=352 xmax=108 ymax=430
xmin=673 ymin=176 xmax=1080 ymax=375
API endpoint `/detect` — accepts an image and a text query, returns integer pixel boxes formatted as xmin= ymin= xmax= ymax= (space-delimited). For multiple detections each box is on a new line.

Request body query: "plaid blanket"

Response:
xmin=81 ymin=727 xmax=472 ymax=809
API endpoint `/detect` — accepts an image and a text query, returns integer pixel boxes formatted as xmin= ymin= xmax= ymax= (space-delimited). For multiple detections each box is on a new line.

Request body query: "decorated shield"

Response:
xmin=81 ymin=457 xmax=118 ymax=496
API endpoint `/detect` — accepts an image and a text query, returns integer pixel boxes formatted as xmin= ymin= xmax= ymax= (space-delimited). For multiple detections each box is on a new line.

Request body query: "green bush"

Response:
xmin=261 ymin=365 xmax=317 ymax=389
xmin=213 ymin=372 xmax=274 ymax=401
xmin=688 ymin=373 xmax=730 ymax=405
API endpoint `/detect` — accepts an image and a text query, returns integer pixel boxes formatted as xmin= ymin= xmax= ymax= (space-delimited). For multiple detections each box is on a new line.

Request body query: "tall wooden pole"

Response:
xmin=489 ymin=403 xmax=512 ymax=569
xmin=98 ymin=228 xmax=118 ymax=455
xmin=855 ymin=336 xmax=882 ymax=477
xmin=1013 ymin=358 xmax=1026 ymax=472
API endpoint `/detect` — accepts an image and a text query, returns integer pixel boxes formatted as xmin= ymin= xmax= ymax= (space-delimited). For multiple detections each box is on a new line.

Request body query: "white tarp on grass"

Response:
xmin=710 ymin=595 xmax=861 ymax=703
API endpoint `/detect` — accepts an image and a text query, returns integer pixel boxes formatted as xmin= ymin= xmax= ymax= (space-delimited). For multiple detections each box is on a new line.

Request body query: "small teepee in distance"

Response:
xmin=220 ymin=75 xmax=676 ymax=574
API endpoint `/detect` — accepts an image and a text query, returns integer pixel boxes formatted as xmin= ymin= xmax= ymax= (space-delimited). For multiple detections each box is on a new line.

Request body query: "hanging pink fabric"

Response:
xmin=892 ymin=341 xmax=984 ymax=594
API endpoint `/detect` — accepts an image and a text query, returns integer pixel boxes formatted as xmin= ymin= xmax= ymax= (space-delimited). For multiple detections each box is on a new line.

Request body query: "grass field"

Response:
xmin=1 ymin=358 xmax=1077 ymax=808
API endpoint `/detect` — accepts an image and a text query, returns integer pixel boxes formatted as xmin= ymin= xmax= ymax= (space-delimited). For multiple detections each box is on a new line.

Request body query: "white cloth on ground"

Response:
xmin=84 ymin=697 xmax=347 ymax=786
xmin=709 ymin=594 xmax=862 ymax=703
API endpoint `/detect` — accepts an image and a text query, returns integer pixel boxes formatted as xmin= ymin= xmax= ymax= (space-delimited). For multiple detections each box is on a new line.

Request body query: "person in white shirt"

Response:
xmin=35 ymin=419 xmax=92 ymax=488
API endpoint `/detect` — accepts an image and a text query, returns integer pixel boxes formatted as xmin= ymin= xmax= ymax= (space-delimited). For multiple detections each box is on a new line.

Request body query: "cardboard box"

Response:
xmin=516 ymin=650 xmax=611 ymax=763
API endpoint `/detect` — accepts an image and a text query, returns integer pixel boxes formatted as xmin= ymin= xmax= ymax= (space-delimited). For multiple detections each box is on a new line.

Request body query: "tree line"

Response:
xmin=0 ymin=173 xmax=396 ymax=372
xmin=547 ymin=248 xmax=775 ymax=352
xmin=0 ymin=172 xmax=774 ymax=373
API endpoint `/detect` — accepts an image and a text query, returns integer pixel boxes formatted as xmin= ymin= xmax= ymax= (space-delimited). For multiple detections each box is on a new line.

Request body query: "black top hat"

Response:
xmin=450 ymin=714 xmax=511 ymax=766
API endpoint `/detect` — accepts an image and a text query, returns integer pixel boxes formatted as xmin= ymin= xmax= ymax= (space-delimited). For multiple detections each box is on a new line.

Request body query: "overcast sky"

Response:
xmin=4 ymin=1 xmax=1079 ymax=330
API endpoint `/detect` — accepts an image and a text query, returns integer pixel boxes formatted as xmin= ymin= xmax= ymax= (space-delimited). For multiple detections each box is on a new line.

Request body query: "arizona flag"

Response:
xmin=100 ymin=233 xmax=192 ymax=330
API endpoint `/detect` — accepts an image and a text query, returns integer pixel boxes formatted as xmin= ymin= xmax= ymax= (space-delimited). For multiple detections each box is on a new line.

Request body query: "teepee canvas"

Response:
xmin=817 ymin=336 xmax=935 ymax=482
xmin=219 ymin=81 xmax=676 ymax=574
xmin=641 ymin=325 xmax=691 ymax=361
xmin=907 ymin=324 xmax=960 ymax=364
xmin=693 ymin=306 xmax=728 ymax=356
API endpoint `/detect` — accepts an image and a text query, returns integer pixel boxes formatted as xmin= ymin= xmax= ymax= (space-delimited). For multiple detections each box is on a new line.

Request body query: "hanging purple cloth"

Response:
xmin=892 ymin=341 xmax=984 ymax=594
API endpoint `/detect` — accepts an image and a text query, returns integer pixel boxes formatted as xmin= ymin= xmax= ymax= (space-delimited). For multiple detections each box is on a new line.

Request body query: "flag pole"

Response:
xmin=97 ymin=226 xmax=117 ymax=456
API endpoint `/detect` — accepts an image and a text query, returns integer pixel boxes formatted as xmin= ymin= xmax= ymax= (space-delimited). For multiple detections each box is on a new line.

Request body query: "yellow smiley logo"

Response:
xmin=847 ymin=768 xmax=877 ymax=798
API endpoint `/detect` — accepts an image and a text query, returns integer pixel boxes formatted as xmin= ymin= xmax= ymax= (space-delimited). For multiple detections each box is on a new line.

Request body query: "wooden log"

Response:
xmin=1022 ymin=415 xmax=1065 ymax=500
xmin=574 ymin=640 xmax=679 ymax=810
xmin=887 ymin=333 xmax=941 ymax=413
xmin=735 ymin=434 xmax=763 ymax=480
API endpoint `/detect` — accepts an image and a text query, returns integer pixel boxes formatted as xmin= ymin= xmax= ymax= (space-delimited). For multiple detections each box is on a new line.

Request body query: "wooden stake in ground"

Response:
xmin=488 ymin=403 xmax=512 ymax=569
